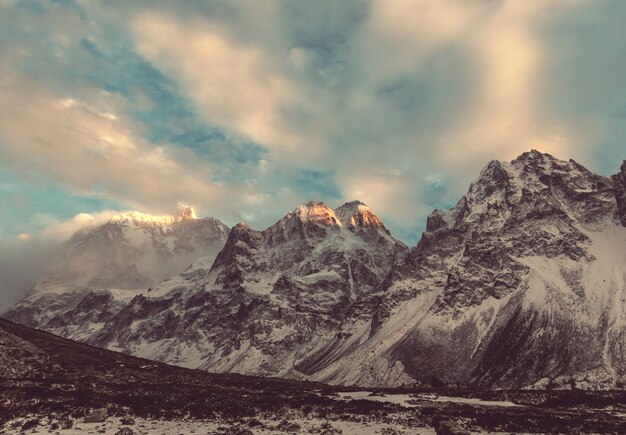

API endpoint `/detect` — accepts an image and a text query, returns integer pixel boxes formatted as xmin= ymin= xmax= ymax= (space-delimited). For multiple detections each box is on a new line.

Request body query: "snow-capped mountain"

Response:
xmin=5 ymin=150 xmax=626 ymax=390
xmin=314 ymin=150 xmax=626 ymax=389
xmin=3 ymin=207 xmax=229 ymax=339
xmin=86 ymin=201 xmax=408 ymax=375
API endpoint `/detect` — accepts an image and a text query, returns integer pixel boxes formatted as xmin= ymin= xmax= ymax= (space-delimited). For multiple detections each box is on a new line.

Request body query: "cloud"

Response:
xmin=0 ymin=211 xmax=113 ymax=310
xmin=0 ymin=237 xmax=59 ymax=311
xmin=2 ymin=0 xmax=626 ymax=248
xmin=39 ymin=211 xmax=122 ymax=241
xmin=132 ymin=11 xmax=304 ymax=155
xmin=431 ymin=1 xmax=581 ymax=166
xmin=0 ymin=73 xmax=230 ymax=215
xmin=3 ymin=0 xmax=626 ymax=309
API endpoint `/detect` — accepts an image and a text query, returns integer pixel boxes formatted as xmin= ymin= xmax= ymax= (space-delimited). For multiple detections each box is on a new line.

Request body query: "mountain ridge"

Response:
xmin=4 ymin=150 xmax=626 ymax=390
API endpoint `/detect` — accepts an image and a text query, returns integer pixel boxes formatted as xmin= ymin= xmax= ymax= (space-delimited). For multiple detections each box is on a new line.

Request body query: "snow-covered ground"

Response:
xmin=3 ymin=416 xmax=437 ymax=435
xmin=4 ymin=414 xmax=540 ymax=434
xmin=418 ymin=394 xmax=519 ymax=407
xmin=337 ymin=391 xmax=520 ymax=408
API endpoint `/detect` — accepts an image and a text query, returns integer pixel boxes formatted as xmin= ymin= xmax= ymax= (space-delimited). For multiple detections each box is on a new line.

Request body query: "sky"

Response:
xmin=1 ymin=0 xmax=626 ymax=306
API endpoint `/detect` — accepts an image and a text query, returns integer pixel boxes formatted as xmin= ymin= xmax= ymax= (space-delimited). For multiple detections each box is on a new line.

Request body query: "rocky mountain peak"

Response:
xmin=464 ymin=159 xmax=512 ymax=200
xmin=231 ymin=221 xmax=251 ymax=231
xmin=292 ymin=201 xmax=341 ymax=227
xmin=112 ymin=207 xmax=200 ymax=227
xmin=260 ymin=201 xmax=343 ymax=245
xmin=509 ymin=150 xmax=596 ymax=187
xmin=425 ymin=209 xmax=451 ymax=233
xmin=222 ymin=222 xmax=260 ymax=247
xmin=334 ymin=200 xmax=385 ymax=230
xmin=450 ymin=151 xmax=615 ymax=228
xmin=10 ymin=149 xmax=626 ymax=393
xmin=512 ymin=148 xmax=552 ymax=163
xmin=612 ymin=161 xmax=626 ymax=226
xmin=13 ymin=208 xmax=229 ymax=299
xmin=176 ymin=206 xmax=197 ymax=221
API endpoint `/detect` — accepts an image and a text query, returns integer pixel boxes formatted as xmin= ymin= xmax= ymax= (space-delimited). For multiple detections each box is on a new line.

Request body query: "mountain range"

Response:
xmin=4 ymin=150 xmax=626 ymax=390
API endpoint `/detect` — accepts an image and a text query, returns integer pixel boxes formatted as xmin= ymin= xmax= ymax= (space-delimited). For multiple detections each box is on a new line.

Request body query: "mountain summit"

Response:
xmin=4 ymin=210 xmax=229 ymax=333
xmin=5 ymin=151 xmax=626 ymax=389
xmin=335 ymin=200 xmax=387 ymax=231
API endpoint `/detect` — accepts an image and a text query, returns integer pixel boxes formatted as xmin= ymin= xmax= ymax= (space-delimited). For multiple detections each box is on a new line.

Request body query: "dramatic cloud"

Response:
xmin=0 ymin=73 xmax=230 ymax=214
xmin=1 ymin=0 xmax=626 ymax=306
xmin=0 ymin=237 xmax=58 ymax=311
xmin=132 ymin=11 xmax=303 ymax=155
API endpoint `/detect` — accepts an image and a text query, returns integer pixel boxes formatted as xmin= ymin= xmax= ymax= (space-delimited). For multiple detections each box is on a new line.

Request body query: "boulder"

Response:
xmin=84 ymin=408 xmax=107 ymax=423
xmin=435 ymin=420 xmax=471 ymax=435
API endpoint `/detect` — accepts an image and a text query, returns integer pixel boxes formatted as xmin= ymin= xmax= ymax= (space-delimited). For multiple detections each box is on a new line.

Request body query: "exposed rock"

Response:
xmin=84 ymin=408 xmax=107 ymax=423
xmin=120 ymin=417 xmax=135 ymax=425
xmin=3 ymin=317 xmax=626 ymax=434
xmin=21 ymin=418 xmax=39 ymax=430
xmin=435 ymin=420 xmax=471 ymax=435
xmin=612 ymin=160 xmax=626 ymax=226
xmin=54 ymin=201 xmax=408 ymax=380
xmin=274 ymin=419 xmax=302 ymax=431
xmin=5 ymin=150 xmax=626 ymax=390
xmin=59 ymin=419 xmax=73 ymax=429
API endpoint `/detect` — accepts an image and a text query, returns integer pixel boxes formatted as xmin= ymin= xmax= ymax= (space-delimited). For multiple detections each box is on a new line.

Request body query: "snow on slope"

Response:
xmin=3 ymin=208 xmax=229 ymax=335
xmin=73 ymin=201 xmax=408 ymax=379
xmin=6 ymin=150 xmax=626 ymax=390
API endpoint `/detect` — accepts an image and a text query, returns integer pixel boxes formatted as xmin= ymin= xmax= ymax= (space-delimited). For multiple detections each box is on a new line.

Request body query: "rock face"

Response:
xmin=87 ymin=201 xmax=408 ymax=376
xmin=3 ymin=208 xmax=229 ymax=339
xmin=612 ymin=161 xmax=626 ymax=226
xmin=5 ymin=151 xmax=626 ymax=390
xmin=344 ymin=150 xmax=626 ymax=389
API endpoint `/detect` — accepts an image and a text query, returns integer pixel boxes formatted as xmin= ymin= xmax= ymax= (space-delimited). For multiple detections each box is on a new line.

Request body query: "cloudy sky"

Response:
xmin=1 ymin=0 xmax=626 ymax=304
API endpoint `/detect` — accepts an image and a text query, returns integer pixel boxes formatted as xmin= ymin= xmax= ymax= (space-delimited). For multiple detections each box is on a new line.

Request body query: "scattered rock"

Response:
xmin=435 ymin=420 xmax=471 ymax=435
xmin=115 ymin=428 xmax=134 ymax=435
xmin=21 ymin=419 xmax=39 ymax=430
xmin=318 ymin=421 xmax=342 ymax=434
xmin=275 ymin=419 xmax=301 ymax=432
xmin=213 ymin=425 xmax=254 ymax=435
xmin=84 ymin=408 xmax=107 ymax=423
xmin=247 ymin=419 xmax=264 ymax=428
xmin=59 ymin=419 xmax=73 ymax=429
xmin=120 ymin=417 xmax=135 ymax=425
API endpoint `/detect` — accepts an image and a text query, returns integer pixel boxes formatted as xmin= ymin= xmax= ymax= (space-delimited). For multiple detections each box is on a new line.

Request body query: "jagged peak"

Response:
xmin=507 ymin=150 xmax=607 ymax=188
xmin=516 ymin=148 xmax=549 ymax=159
xmin=176 ymin=206 xmax=197 ymax=220
xmin=231 ymin=222 xmax=253 ymax=232
xmin=449 ymin=149 xmax=615 ymax=229
xmin=474 ymin=151 xmax=562 ymax=180
xmin=290 ymin=201 xmax=342 ymax=226
xmin=425 ymin=209 xmax=451 ymax=233
xmin=334 ymin=200 xmax=384 ymax=229
xmin=303 ymin=200 xmax=327 ymax=207
xmin=221 ymin=221 xmax=260 ymax=247
xmin=475 ymin=159 xmax=510 ymax=183
xmin=341 ymin=199 xmax=367 ymax=207
xmin=472 ymin=150 xmax=587 ymax=192
xmin=335 ymin=200 xmax=370 ymax=213
xmin=110 ymin=207 xmax=200 ymax=226
xmin=510 ymin=149 xmax=575 ymax=173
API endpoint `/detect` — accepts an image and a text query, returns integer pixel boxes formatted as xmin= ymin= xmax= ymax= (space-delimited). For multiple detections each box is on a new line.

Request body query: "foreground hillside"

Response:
xmin=3 ymin=318 xmax=626 ymax=434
